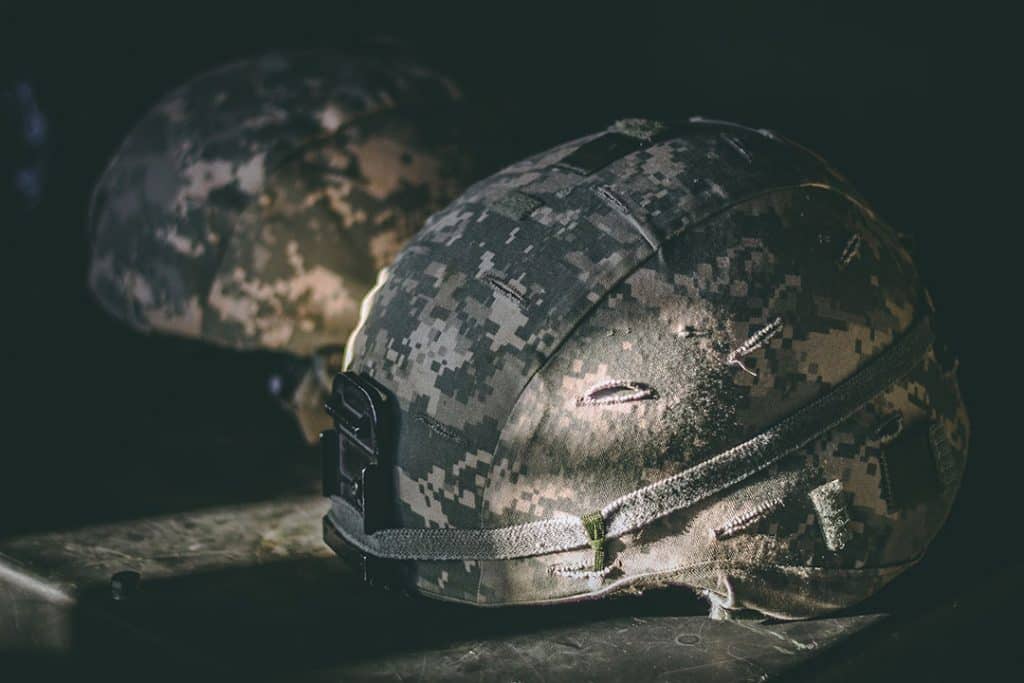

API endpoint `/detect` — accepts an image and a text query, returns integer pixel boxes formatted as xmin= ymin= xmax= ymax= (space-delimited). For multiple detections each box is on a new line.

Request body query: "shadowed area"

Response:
xmin=2 ymin=4 xmax=1018 ymax=680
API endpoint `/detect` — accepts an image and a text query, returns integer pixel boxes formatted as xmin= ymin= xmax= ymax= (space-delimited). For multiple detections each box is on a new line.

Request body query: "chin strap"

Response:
xmin=326 ymin=317 xmax=934 ymax=563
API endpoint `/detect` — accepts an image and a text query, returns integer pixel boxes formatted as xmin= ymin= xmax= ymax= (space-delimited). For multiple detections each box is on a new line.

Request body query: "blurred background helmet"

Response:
xmin=324 ymin=118 xmax=969 ymax=619
xmin=87 ymin=49 xmax=475 ymax=440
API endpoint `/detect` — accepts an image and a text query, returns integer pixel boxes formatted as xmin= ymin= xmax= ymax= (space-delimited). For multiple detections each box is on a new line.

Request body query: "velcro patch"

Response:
xmin=879 ymin=420 xmax=942 ymax=511
xmin=489 ymin=191 xmax=543 ymax=220
xmin=809 ymin=480 xmax=852 ymax=552
xmin=556 ymin=132 xmax=649 ymax=175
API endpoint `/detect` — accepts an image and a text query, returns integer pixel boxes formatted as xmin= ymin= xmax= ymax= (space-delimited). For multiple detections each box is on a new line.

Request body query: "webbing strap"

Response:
xmin=327 ymin=318 xmax=934 ymax=562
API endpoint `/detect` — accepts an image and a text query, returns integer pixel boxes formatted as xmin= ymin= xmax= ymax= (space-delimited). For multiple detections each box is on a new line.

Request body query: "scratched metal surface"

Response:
xmin=0 ymin=494 xmax=886 ymax=681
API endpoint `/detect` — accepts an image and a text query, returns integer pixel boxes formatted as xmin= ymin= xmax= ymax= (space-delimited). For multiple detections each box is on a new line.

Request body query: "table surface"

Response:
xmin=4 ymin=486 xmax=1009 ymax=682
xmin=0 ymin=345 xmax=1013 ymax=681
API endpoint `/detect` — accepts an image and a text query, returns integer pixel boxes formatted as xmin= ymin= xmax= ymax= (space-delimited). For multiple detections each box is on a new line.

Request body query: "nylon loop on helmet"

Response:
xmin=324 ymin=316 xmax=933 ymax=562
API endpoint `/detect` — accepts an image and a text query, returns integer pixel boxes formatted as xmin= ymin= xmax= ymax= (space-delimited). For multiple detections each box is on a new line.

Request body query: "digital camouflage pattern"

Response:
xmin=332 ymin=118 xmax=969 ymax=618
xmin=88 ymin=50 xmax=473 ymax=356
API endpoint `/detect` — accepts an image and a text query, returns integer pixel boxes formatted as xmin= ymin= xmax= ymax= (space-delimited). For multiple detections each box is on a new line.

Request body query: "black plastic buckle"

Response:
xmin=321 ymin=372 xmax=394 ymax=533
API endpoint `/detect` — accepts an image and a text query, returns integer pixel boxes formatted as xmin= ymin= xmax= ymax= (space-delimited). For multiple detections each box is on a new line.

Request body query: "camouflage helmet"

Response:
xmin=322 ymin=117 xmax=969 ymax=619
xmin=87 ymin=50 xmax=472 ymax=354
xmin=87 ymin=50 xmax=474 ymax=441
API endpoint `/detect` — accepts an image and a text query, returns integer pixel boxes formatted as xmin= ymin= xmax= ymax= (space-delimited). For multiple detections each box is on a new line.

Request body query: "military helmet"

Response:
xmin=322 ymin=117 xmax=969 ymax=619
xmin=88 ymin=50 xmax=472 ymax=355
xmin=87 ymin=50 xmax=474 ymax=440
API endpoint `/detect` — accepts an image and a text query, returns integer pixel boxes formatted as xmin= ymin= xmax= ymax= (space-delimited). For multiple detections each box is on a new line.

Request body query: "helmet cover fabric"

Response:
xmin=329 ymin=118 xmax=969 ymax=618
xmin=88 ymin=50 xmax=473 ymax=356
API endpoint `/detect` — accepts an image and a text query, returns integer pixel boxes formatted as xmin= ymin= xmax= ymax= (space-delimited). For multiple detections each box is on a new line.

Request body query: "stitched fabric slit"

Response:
xmin=576 ymin=379 xmax=657 ymax=406
xmin=727 ymin=317 xmax=783 ymax=376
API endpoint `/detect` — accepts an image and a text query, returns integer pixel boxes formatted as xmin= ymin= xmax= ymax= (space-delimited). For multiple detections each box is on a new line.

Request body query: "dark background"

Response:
xmin=2 ymin=3 xmax=1019 ymax=678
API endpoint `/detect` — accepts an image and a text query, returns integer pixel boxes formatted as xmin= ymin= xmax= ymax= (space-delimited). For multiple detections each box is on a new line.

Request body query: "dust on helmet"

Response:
xmin=87 ymin=50 xmax=475 ymax=441
xmin=322 ymin=117 xmax=969 ymax=619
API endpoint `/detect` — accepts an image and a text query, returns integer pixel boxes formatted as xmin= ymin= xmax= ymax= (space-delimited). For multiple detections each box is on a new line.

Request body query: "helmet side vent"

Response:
xmin=575 ymin=379 xmax=658 ymax=406
xmin=719 ymin=133 xmax=753 ymax=164
xmin=480 ymin=272 xmax=527 ymax=308
xmin=594 ymin=185 xmax=660 ymax=250
xmin=413 ymin=413 xmax=468 ymax=447
xmin=838 ymin=232 xmax=863 ymax=269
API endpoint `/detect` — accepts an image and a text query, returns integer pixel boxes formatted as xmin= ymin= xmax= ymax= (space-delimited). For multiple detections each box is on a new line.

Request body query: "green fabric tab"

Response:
xmin=581 ymin=511 xmax=606 ymax=571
